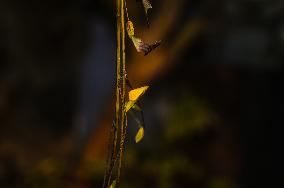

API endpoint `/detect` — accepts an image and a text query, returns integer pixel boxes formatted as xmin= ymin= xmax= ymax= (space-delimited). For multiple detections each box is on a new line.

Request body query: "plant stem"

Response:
xmin=114 ymin=0 xmax=121 ymax=170
xmin=117 ymin=0 xmax=126 ymax=184
xmin=104 ymin=0 xmax=126 ymax=187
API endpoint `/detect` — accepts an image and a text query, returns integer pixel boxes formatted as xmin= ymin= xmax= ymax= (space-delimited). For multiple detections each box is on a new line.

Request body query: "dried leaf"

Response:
xmin=131 ymin=36 xmax=144 ymax=53
xmin=137 ymin=0 xmax=152 ymax=26
xmin=127 ymin=21 xmax=135 ymax=37
xmin=144 ymin=40 xmax=162 ymax=56
xmin=142 ymin=0 xmax=152 ymax=14
xmin=127 ymin=20 xmax=161 ymax=55
xmin=129 ymin=86 xmax=149 ymax=101
xmin=131 ymin=37 xmax=161 ymax=56
xmin=135 ymin=127 xmax=144 ymax=143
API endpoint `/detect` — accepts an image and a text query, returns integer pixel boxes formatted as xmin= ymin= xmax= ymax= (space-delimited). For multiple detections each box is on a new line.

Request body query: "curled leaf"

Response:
xmin=127 ymin=21 xmax=135 ymax=37
xmin=131 ymin=37 xmax=161 ymax=56
xmin=126 ymin=20 xmax=161 ymax=55
xmin=131 ymin=36 xmax=144 ymax=53
xmin=135 ymin=127 xmax=144 ymax=143
xmin=142 ymin=0 xmax=152 ymax=14
xmin=144 ymin=40 xmax=162 ymax=56
xmin=142 ymin=0 xmax=152 ymax=27
xmin=137 ymin=0 xmax=152 ymax=26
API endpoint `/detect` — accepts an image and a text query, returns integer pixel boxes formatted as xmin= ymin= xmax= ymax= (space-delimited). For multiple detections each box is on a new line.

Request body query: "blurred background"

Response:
xmin=0 ymin=0 xmax=283 ymax=187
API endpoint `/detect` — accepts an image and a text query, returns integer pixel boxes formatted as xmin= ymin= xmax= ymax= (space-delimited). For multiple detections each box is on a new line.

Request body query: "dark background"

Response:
xmin=0 ymin=0 xmax=283 ymax=187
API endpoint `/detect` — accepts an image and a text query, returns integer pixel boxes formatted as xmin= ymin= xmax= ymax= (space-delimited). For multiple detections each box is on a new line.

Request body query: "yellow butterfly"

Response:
xmin=125 ymin=86 xmax=149 ymax=112
xmin=129 ymin=86 xmax=149 ymax=101
xmin=125 ymin=86 xmax=149 ymax=143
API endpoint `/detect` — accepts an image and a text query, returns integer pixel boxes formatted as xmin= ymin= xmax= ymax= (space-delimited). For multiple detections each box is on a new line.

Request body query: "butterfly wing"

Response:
xmin=129 ymin=86 xmax=149 ymax=101
xmin=135 ymin=127 xmax=144 ymax=143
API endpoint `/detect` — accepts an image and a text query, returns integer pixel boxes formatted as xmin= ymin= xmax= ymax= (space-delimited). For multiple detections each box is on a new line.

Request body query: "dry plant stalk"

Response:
xmin=103 ymin=0 xmax=159 ymax=187
xmin=103 ymin=0 xmax=126 ymax=187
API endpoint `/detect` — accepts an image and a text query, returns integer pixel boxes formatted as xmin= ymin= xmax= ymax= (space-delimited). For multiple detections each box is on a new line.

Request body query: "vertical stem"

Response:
xmin=117 ymin=0 xmax=126 ymax=185
xmin=114 ymin=0 xmax=122 ymax=183
xmin=105 ymin=0 xmax=121 ymax=187
xmin=104 ymin=0 xmax=126 ymax=187
xmin=114 ymin=0 xmax=121 ymax=165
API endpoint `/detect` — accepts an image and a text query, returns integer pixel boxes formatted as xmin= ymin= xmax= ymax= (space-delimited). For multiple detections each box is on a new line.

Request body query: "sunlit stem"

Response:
xmin=105 ymin=0 xmax=127 ymax=187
